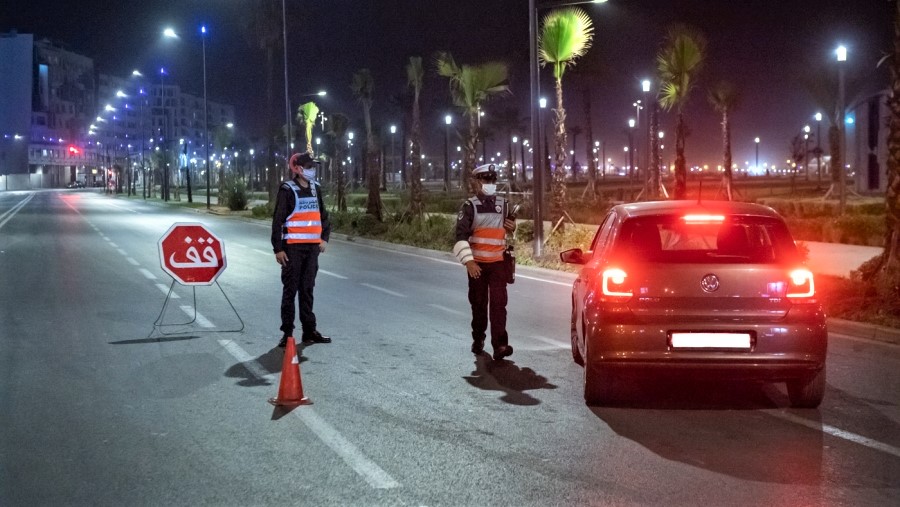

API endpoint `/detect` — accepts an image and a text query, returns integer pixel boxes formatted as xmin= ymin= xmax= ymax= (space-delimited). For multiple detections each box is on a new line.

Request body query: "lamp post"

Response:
xmin=281 ymin=0 xmax=292 ymax=168
xmin=249 ymin=148 xmax=255 ymax=190
xmin=836 ymin=44 xmax=847 ymax=213
xmin=627 ymin=118 xmax=635 ymax=182
xmin=202 ymin=25 xmax=211 ymax=209
xmin=641 ymin=78 xmax=651 ymax=188
xmin=814 ymin=112 xmax=823 ymax=186
xmin=803 ymin=125 xmax=811 ymax=180
xmin=390 ymin=125 xmax=398 ymax=188
xmin=756 ymin=137 xmax=762 ymax=176
xmin=444 ymin=114 xmax=452 ymax=192
xmin=159 ymin=66 xmax=170 ymax=201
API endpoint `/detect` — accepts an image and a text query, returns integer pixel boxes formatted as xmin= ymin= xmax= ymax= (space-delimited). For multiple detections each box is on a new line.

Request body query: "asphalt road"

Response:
xmin=1 ymin=189 xmax=899 ymax=506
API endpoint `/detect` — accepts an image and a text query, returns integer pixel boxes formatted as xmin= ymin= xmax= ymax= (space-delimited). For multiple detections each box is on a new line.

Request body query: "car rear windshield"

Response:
xmin=612 ymin=215 xmax=801 ymax=264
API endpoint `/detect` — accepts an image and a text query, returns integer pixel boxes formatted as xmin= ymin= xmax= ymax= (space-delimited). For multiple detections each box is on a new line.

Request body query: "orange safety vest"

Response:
xmin=282 ymin=181 xmax=322 ymax=244
xmin=468 ymin=196 xmax=506 ymax=263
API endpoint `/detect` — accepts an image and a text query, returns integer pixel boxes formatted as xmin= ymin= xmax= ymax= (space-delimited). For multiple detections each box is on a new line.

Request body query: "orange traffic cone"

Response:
xmin=268 ymin=337 xmax=312 ymax=407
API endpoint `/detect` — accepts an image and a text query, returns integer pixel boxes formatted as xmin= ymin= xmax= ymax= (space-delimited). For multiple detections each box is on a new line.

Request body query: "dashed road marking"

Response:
xmin=139 ymin=268 xmax=157 ymax=280
xmin=360 ymin=283 xmax=406 ymax=298
xmin=155 ymin=283 xmax=180 ymax=298
xmin=428 ymin=303 xmax=465 ymax=316
xmin=110 ymin=242 xmax=119 ymax=248
xmin=763 ymin=409 xmax=900 ymax=459
xmin=179 ymin=306 xmax=214 ymax=328
xmin=216 ymin=339 xmax=400 ymax=489
xmin=127 ymin=257 xmax=140 ymax=266
xmin=117 ymin=248 xmax=127 ymax=256
xmin=526 ymin=335 xmax=570 ymax=349
xmin=253 ymin=249 xmax=271 ymax=257
xmin=320 ymin=270 xmax=348 ymax=279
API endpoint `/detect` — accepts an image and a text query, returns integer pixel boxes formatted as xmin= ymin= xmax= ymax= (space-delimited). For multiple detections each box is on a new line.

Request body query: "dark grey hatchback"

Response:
xmin=561 ymin=201 xmax=827 ymax=408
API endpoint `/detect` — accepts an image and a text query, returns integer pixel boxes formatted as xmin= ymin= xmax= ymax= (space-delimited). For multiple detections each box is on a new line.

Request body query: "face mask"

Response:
xmin=301 ymin=168 xmax=317 ymax=181
xmin=481 ymin=183 xmax=497 ymax=196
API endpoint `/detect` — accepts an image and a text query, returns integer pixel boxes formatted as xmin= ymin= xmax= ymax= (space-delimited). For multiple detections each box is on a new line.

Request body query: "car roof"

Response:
xmin=612 ymin=200 xmax=783 ymax=220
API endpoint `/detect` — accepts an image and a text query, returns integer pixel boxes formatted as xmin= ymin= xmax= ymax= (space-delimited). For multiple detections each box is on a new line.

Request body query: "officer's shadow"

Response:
xmin=463 ymin=353 xmax=557 ymax=406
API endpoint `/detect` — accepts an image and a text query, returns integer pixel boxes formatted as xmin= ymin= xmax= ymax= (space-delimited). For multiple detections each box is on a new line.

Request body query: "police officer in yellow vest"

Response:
xmin=272 ymin=152 xmax=331 ymax=348
xmin=453 ymin=164 xmax=517 ymax=360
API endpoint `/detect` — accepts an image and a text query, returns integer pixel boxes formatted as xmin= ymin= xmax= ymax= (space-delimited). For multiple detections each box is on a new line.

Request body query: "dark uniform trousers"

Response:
xmin=280 ymin=244 xmax=319 ymax=337
xmin=468 ymin=260 xmax=508 ymax=349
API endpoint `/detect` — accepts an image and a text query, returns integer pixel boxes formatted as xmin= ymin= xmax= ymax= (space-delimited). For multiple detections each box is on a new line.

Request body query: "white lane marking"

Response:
xmin=232 ymin=243 xmax=247 ymax=248
xmin=216 ymin=340 xmax=400 ymax=489
xmin=179 ymin=306 xmax=214 ymax=328
xmin=0 ymin=194 xmax=34 ymax=230
xmin=102 ymin=236 xmax=110 ymax=241
xmin=156 ymin=283 xmax=180 ymax=298
xmin=763 ymin=410 xmax=900 ymax=459
xmin=527 ymin=335 xmax=570 ymax=349
xmin=516 ymin=274 xmax=572 ymax=287
xmin=343 ymin=240 xmax=575 ymax=286
xmin=428 ymin=303 xmax=465 ymax=316
xmin=320 ymin=269 xmax=348 ymax=279
xmin=829 ymin=332 xmax=900 ymax=349
xmin=360 ymin=283 xmax=406 ymax=298
xmin=139 ymin=268 xmax=157 ymax=280
xmin=253 ymin=249 xmax=271 ymax=257
xmin=110 ymin=242 xmax=119 ymax=248
xmin=294 ymin=408 xmax=401 ymax=489
xmin=117 ymin=248 xmax=128 ymax=256
xmin=127 ymin=257 xmax=140 ymax=266
xmin=104 ymin=201 xmax=139 ymax=213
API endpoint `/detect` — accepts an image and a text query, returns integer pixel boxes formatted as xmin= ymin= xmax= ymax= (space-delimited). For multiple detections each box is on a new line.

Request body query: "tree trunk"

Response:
xmin=674 ymin=112 xmax=687 ymax=199
xmin=583 ymin=88 xmax=598 ymax=202
xmin=722 ymin=110 xmax=733 ymax=201
xmin=829 ymin=124 xmax=843 ymax=214
xmin=409 ymin=91 xmax=424 ymax=217
xmin=550 ymin=78 xmax=568 ymax=228
xmin=464 ymin=112 xmax=478 ymax=194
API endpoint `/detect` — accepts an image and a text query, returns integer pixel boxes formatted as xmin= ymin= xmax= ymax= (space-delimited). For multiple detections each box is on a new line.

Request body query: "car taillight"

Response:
xmin=786 ymin=268 xmax=815 ymax=301
xmin=601 ymin=268 xmax=633 ymax=303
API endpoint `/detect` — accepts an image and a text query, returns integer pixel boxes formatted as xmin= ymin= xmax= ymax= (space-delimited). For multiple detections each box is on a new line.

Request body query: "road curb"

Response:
xmin=827 ymin=318 xmax=900 ymax=346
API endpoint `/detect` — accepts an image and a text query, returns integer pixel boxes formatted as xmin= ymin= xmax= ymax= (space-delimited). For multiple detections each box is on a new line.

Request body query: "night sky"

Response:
xmin=1 ymin=0 xmax=892 ymax=168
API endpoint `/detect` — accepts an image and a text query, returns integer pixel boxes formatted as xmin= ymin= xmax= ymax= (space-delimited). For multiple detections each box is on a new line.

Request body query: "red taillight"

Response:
xmin=682 ymin=214 xmax=724 ymax=224
xmin=600 ymin=268 xmax=633 ymax=303
xmin=786 ymin=268 xmax=815 ymax=301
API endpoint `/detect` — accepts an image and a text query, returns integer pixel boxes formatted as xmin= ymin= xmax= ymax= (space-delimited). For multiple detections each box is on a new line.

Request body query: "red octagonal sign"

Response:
xmin=158 ymin=223 xmax=227 ymax=285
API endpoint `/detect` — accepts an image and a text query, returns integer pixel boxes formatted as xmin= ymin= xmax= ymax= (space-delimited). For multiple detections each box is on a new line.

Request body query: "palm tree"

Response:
xmin=872 ymin=0 xmax=900 ymax=299
xmin=351 ymin=69 xmax=383 ymax=220
xmin=539 ymin=7 xmax=594 ymax=226
xmin=435 ymin=52 xmax=510 ymax=193
xmin=327 ymin=113 xmax=350 ymax=211
xmin=487 ymin=105 xmax=528 ymax=187
xmin=708 ymin=81 xmax=740 ymax=201
xmin=296 ymin=101 xmax=319 ymax=154
xmin=406 ymin=56 xmax=426 ymax=218
xmin=568 ymin=125 xmax=583 ymax=182
xmin=581 ymin=88 xmax=602 ymax=202
xmin=657 ymin=24 xmax=707 ymax=200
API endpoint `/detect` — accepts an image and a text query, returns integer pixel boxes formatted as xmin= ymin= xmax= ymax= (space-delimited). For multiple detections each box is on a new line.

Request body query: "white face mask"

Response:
xmin=481 ymin=183 xmax=497 ymax=196
xmin=301 ymin=168 xmax=317 ymax=181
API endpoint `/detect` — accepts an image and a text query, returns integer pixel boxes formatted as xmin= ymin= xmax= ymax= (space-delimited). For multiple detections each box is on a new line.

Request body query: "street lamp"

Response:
xmin=803 ymin=125 xmax=811 ymax=180
xmin=755 ymin=137 xmax=762 ymax=176
xmin=281 ymin=0 xmax=291 ymax=167
xmin=444 ymin=114 xmax=452 ymax=191
xmin=814 ymin=112 xmax=823 ymax=185
xmin=836 ymin=44 xmax=847 ymax=212
xmin=390 ymin=125 xmax=398 ymax=187
xmin=627 ymin=118 xmax=635 ymax=181
xmin=201 ymin=24 xmax=210 ymax=208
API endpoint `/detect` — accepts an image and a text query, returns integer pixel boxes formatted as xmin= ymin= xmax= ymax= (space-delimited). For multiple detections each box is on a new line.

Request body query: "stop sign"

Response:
xmin=158 ymin=223 xmax=227 ymax=285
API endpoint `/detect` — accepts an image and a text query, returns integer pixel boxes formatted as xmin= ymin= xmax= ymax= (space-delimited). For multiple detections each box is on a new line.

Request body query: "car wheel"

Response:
xmin=584 ymin=362 xmax=618 ymax=406
xmin=571 ymin=300 xmax=584 ymax=366
xmin=786 ymin=367 xmax=826 ymax=408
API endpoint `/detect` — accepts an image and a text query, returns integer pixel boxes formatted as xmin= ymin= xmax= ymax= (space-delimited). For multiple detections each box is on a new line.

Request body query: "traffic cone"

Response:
xmin=268 ymin=337 xmax=312 ymax=407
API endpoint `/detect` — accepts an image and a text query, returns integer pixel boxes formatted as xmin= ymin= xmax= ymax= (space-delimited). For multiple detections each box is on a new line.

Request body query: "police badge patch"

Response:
xmin=457 ymin=211 xmax=464 ymax=220
xmin=495 ymin=205 xmax=502 ymax=213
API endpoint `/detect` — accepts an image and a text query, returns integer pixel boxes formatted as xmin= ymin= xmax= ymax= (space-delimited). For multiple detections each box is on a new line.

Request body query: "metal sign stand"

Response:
xmin=150 ymin=279 xmax=244 ymax=337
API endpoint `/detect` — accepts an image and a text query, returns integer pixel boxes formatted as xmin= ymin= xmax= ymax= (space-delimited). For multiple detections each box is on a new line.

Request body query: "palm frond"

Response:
xmin=708 ymin=81 xmax=740 ymax=113
xmin=406 ymin=56 xmax=423 ymax=91
xmin=539 ymin=7 xmax=594 ymax=80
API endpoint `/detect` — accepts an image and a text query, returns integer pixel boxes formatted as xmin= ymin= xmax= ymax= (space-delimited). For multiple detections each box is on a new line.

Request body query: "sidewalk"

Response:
xmin=803 ymin=241 xmax=883 ymax=278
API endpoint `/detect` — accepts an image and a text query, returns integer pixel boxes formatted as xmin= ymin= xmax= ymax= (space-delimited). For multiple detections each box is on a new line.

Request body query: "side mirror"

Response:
xmin=560 ymin=248 xmax=587 ymax=265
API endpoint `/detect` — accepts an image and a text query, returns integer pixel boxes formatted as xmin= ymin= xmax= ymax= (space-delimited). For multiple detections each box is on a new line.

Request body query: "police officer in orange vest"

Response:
xmin=453 ymin=164 xmax=517 ymax=360
xmin=272 ymin=152 xmax=331 ymax=348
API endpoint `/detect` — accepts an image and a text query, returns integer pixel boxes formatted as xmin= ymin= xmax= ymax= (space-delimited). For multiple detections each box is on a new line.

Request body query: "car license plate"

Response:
xmin=670 ymin=332 xmax=752 ymax=349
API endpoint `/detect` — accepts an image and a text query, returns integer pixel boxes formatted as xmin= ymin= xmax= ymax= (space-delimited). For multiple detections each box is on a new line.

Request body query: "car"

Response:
xmin=560 ymin=201 xmax=827 ymax=408
xmin=66 ymin=180 xmax=85 ymax=188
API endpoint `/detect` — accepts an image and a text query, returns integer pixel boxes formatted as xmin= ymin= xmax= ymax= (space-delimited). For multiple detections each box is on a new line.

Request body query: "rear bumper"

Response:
xmin=585 ymin=313 xmax=827 ymax=381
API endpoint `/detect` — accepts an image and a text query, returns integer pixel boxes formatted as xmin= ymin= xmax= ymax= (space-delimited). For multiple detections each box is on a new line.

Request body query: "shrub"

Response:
xmin=355 ymin=213 xmax=388 ymax=236
xmin=251 ymin=201 xmax=275 ymax=219
xmin=223 ymin=176 xmax=249 ymax=211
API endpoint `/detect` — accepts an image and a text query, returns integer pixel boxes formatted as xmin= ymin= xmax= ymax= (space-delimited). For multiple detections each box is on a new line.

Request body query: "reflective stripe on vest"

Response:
xmin=468 ymin=196 xmax=506 ymax=263
xmin=283 ymin=181 xmax=322 ymax=244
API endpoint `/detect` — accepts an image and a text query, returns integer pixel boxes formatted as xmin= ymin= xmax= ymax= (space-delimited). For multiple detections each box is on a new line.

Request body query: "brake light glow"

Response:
xmin=786 ymin=268 xmax=815 ymax=298
xmin=682 ymin=214 xmax=725 ymax=224
xmin=601 ymin=268 xmax=632 ymax=302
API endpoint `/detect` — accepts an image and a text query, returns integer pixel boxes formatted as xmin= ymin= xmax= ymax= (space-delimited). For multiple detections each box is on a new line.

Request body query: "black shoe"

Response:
xmin=277 ymin=335 xmax=290 ymax=348
xmin=302 ymin=331 xmax=332 ymax=344
xmin=471 ymin=339 xmax=485 ymax=355
xmin=492 ymin=345 xmax=513 ymax=361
